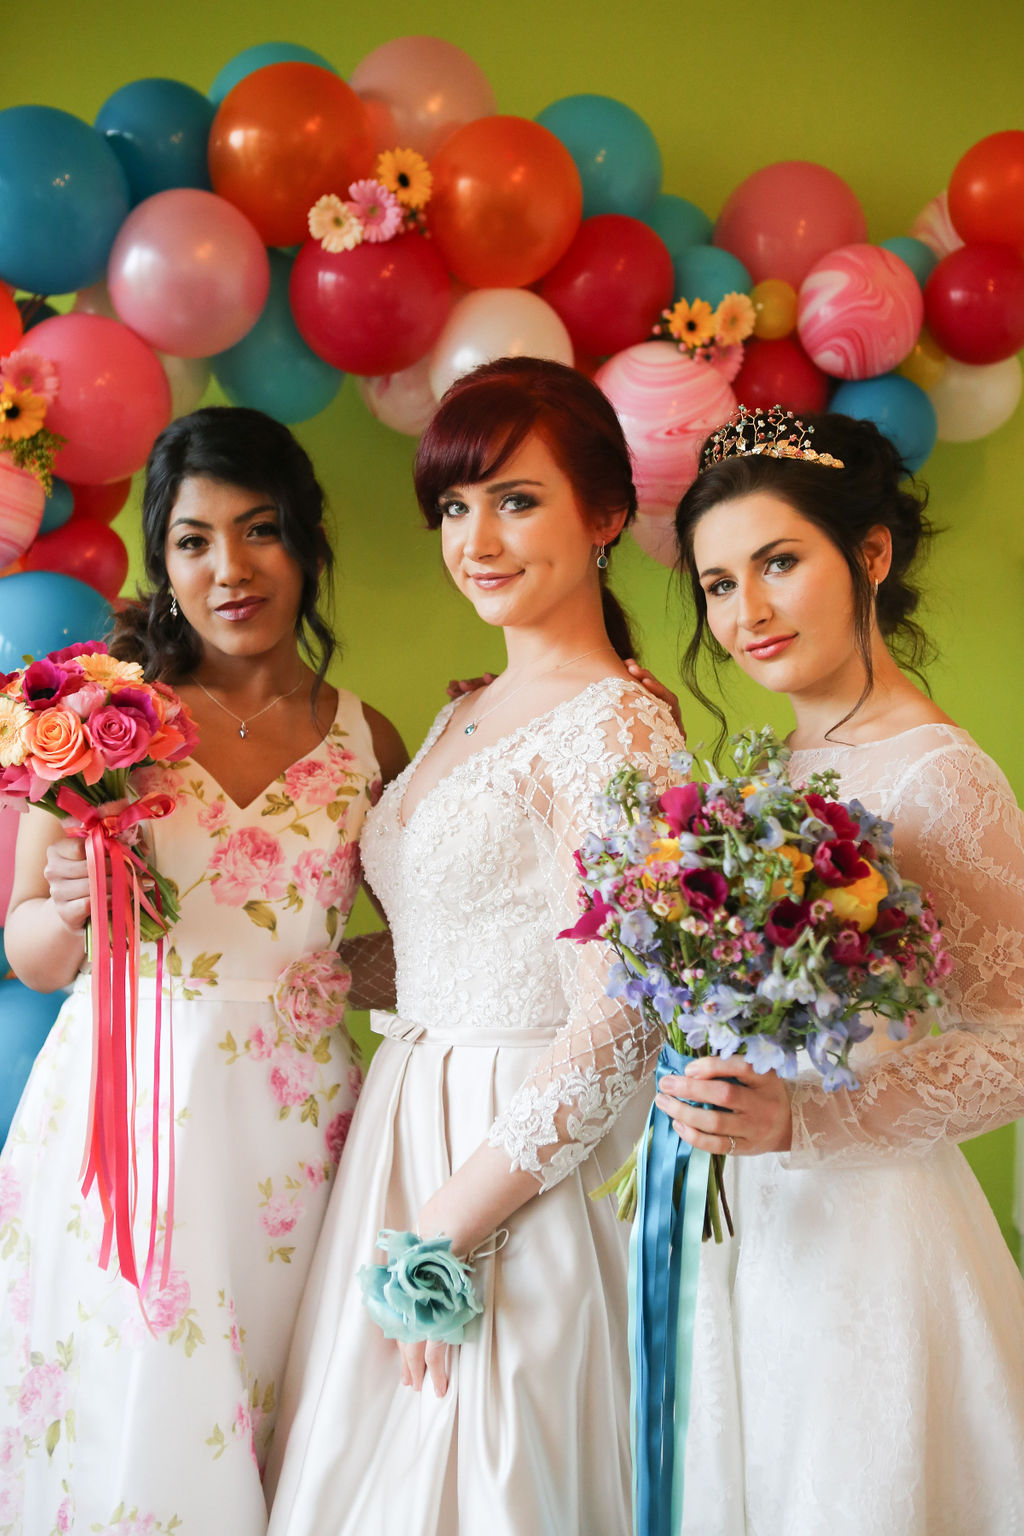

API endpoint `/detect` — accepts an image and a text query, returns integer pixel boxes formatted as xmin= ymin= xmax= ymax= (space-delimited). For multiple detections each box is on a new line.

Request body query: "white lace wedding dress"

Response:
xmin=265 ymin=677 xmax=680 ymax=1535
xmin=681 ymin=724 xmax=1024 ymax=1536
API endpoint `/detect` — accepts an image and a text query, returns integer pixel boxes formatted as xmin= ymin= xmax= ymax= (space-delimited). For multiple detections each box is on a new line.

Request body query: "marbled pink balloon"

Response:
xmin=595 ymin=343 xmax=737 ymax=517
xmin=0 ymin=459 xmax=45 ymax=569
xmin=357 ymin=355 xmax=437 ymax=436
xmin=797 ymin=245 xmax=924 ymax=380
xmin=909 ymin=192 xmax=964 ymax=260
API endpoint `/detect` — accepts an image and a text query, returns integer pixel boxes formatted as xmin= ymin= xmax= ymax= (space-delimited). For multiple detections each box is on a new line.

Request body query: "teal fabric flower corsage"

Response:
xmin=358 ymin=1229 xmax=484 ymax=1345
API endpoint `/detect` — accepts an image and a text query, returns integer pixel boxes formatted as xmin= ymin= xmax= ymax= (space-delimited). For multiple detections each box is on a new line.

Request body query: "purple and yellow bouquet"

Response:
xmin=561 ymin=726 xmax=951 ymax=1233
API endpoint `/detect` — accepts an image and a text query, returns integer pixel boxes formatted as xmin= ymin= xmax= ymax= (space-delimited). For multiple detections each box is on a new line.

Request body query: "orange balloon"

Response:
xmin=948 ymin=131 xmax=1024 ymax=253
xmin=430 ymin=116 xmax=583 ymax=288
xmin=209 ymin=63 xmax=374 ymax=248
xmin=0 ymin=284 xmax=23 ymax=356
xmin=751 ymin=278 xmax=798 ymax=339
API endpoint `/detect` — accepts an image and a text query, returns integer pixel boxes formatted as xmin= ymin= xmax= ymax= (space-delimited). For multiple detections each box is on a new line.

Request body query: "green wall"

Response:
xmin=7 ymin=0 xmax=1022 ymax=1242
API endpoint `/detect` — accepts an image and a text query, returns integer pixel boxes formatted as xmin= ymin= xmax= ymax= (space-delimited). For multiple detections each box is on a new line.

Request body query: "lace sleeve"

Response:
xmin=336 ymin=930 xmax=397 ymax=1012
xmin=788 ymin=742 xmax=1024 ymax=1167
xmin=487 ymin=688 xmax=682 ymax=1191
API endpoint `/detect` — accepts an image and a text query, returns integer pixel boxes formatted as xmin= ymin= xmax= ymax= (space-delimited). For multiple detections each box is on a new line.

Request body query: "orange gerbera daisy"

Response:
xmin=377 ymin=147 xmax=433 ymax=210
xmin=665 ymin=298 xmax=717 ymax=350
xmin=0 ymin=385 xmax=47 ymax=442
xmin=714 ymin=292 xmax=757 ymax=347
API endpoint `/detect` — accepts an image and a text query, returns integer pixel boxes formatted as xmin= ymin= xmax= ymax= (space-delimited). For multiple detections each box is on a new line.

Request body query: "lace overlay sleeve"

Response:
xmin=337 ymin=930 xmax=397 ymax=1012
xmin=487 ymin=687 xmax=681 ymax=1191
xmin=789 ymin=741 xmax=1024 ymax=1166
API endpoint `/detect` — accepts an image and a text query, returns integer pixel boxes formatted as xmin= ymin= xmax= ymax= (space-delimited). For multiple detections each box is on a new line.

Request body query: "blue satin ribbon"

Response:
xmin=628 ymin=1045 xmax=711 ymax=1536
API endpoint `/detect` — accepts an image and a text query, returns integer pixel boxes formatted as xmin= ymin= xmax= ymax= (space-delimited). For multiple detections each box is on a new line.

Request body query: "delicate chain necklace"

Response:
xmin=190 ymin=674 xmax=305 ymax=739
xmin=462 ymin=646 xmax=615 ymax=736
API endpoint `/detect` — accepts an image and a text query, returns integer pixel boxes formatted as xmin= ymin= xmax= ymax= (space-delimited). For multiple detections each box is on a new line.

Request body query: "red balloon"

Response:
xmin=924 ymin=244 xmax=1024 ymax=365
xmin=733 ymin=336 xmax=830 ymax=414
xmin=69 ymin=478 xmax=133 ymax=525
xmin=290 ymin=232 xmax=452 ymax=376
xmin=540 ymin=215 xmax=674 ymax=358
xmin=209 ymin=64 xmax=374 ymax=249
xmin=430 ymin=116 xmax=582 ymax=288
xmin=714 ymin=161 xmax=867 ymax=289
xmin=948 ymin=131 xmax=1024 ymax=253
xmin=0 ymin=285 xmax=23 ymax=356
xmin=23 ymin=516 xmax=129 ymax=601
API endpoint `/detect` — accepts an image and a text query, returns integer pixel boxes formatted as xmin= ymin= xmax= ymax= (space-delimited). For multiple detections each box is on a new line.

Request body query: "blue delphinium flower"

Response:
xmin=619 ymin=910 xmax=660 ymax=953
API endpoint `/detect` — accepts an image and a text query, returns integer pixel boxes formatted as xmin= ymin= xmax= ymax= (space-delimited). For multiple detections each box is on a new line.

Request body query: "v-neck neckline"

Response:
xmin=181 ymin=691 xmax=345 ymax=812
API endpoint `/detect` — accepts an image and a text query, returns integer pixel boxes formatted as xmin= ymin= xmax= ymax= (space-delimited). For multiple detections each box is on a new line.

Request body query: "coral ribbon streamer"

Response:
xmin=57 ymin=787 xmax=177 ymax=1296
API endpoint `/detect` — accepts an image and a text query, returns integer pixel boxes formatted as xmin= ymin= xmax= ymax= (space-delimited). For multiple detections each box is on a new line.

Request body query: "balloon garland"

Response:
xmin=0 ymin=34 xmax=1022 ymax=586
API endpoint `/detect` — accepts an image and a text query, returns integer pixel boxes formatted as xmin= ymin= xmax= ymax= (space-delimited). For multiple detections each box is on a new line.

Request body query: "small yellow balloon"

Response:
xmin=897 ymin=327 xmax=948 ymax=392
xmin=751 ymin=278 xmax=798 ymax=340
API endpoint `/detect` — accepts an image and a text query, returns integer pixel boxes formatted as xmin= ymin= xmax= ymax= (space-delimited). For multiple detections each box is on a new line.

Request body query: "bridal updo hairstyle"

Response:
xmin=413 ymin=356 xmax=638 ymax=659
xmin=110 ymin=406 xmax=337 ymax=692
xmin=674 ymin=410 xmax=936 ymax=740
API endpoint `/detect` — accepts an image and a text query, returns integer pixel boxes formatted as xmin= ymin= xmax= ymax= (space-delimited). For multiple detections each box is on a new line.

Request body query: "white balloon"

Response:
xmin=159 ymin=352 xmax=211 ymax=418
xmin=358 ymin=355 xmax=437 ymax=436
xmin=428 ymin=289 xmax=573 ymax=400
xmin=929 ymin=354 xmax=1022 ymax=442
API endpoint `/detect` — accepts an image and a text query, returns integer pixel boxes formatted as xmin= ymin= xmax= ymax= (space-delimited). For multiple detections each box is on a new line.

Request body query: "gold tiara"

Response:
xmin=700 ymin=405 xmax=845 ymax=474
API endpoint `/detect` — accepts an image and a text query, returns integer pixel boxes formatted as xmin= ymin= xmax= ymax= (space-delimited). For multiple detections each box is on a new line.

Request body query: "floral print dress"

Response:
xmin=0 ymin=688 xmax=378 ymax=1536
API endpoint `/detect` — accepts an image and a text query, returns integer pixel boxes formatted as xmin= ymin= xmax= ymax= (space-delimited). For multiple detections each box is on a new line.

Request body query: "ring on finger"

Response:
xmin=727 ymin=1134 xmax=737 ymax=1155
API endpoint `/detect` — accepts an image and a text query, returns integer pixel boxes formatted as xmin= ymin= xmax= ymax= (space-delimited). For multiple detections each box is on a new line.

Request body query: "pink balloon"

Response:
xmin=428 ymin=289 xmax=574 ymax=399
xmin=797 ymin=244 xmax=924 ymax=380
xmin=0 ymin=460 xmax=45 ymax=569
xmin=30 ymin=314 xmax=171 ymax=485
xmin=629 ymin=511 xmax=679 ymax=568
xmin=714 ymin=161 xmax=867 ymax=288
xmin=357 ymin=356 xmax=438 ymax=436
xmin=596 ymin=342 xmax=737 ymax=517
xmin=909 ymin=192 xmax=964 ymax=260
xmin=350 ymin=35 xmax=497 ymax=159
xmin=0 ymin=804 xmax=19 ymax=927
xmin=107 ymin=189 xmax=270 ymax=358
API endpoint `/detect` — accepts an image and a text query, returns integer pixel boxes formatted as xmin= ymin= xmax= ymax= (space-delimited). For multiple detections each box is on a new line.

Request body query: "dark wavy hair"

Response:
xmin=110 ymin=406 xmax=337 ymax=696
xmin=413 ymin=356 xmax=639 ymax=660
xmin=674 ymin=411 xmax=936 ymax=750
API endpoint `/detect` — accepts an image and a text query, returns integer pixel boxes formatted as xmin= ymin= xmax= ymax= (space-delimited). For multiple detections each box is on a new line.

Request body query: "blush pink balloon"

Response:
xmin=428 ymin=289 xmax=574 ymax=399
xmin=909 ymin=192 xmax=964 ymax=260
xmin=0 ymin=460 xmax=45 ymax=569
xmin=29 ymin=313 xmax=171 ymax=485
xmin=797 ymin=244 xmax=924 ymax=380
xmin=714 ymin=161 xmax=867 ymax=289
xmin=350 ymin=35 xmax=497 ymax=158
xmin=596 ymin=342 xmax=737 ymax=518
xmin=108 ymin=189 xmax=270 ymax=358
xmin=357 ymin=355 xmax=438 ymax=436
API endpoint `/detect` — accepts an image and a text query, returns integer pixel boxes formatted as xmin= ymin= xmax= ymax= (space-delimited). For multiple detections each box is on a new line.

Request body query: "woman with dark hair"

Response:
xmin=266 ymin=358 xmax=683 ymax=1534
xmin=656 ymin=408 xmax=1024 ymax=1534
xmin=0 ymin=406 xmax=406 ymax=1533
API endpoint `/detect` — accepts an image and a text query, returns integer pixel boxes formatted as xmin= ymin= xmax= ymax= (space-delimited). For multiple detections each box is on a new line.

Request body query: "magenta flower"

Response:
xmin=803 ymin=791 xmax=859 ymax=842
xmin=47 ymin=639 xmax=108 ymax=665
xmin=830 ymin=926 xmax=871 ymax=966
xmin=21 ymin=658 xmax=76 ymax=712
xmin=812 ymin=838 xmax=868 ymax=887
xmin=764 ymin=898 xmax=812 ymax=948
xmin=88 ymin=702 xmax=155 ymax=769
xmin=659 ymin=782 xmax=704 ymax=834
xmin=347 ymin=179 xmax=403 ymax=242
xmin=557 ymin=891 xmax=616 ymax=943
xmin=679 ymin=867 xmax=729 ymax=916
xmin=0 ymin=349 xmax=59 ymax=404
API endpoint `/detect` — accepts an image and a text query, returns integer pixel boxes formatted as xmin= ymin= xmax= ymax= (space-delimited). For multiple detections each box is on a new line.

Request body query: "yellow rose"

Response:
xmin=828 ymin=865 xmax=889 ymax=932
xmin=770 ymin=843 xmax=814 ymax=900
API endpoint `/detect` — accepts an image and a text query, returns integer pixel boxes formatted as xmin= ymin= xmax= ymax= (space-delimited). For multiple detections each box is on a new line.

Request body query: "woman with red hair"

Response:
xmin=267 ymin=358 xmax=683 ymax=1534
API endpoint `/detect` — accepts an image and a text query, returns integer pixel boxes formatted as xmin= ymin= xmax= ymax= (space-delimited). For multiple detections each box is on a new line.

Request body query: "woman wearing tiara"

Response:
xmin=266 ymin=358 xmax=683 ymax=1535
xmin=654 ymin=407 xmax=1024 ymax=1535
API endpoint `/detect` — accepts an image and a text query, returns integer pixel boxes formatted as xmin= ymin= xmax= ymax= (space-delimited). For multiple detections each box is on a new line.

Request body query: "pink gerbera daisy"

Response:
xmin=346 ymin=179 xmax=404 ymax=243
xmin=0 ymin=350 xmax=59 ymax=405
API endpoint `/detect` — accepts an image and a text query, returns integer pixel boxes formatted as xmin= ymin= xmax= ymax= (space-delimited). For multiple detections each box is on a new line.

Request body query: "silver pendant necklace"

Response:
xmin=190 ymin=674 xmax=305 ymax=739
xmin=462 ymin=646 xmax=614 ymax=736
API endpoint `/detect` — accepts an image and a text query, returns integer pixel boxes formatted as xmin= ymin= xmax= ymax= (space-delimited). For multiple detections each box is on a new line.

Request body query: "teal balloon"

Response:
xmin=672 ymin=245 xmax=752 ymax=308
xmin=0 ymin=572 xmax=113 ymax=671
xmin=95 ymin=78 xmax=215 ymax=204
xmin=0 ymin=978 xmax=66 ymax=1147
xmin=535 ymin=94 xmax=662 ymax=219
xmin=879 ymin=236 xmax=938 ymax=291
xmin=646 ymin=194 xmax=713 ymax=260
xmin=0 ymin=106 xmax=129 ymax=293
xmin=209 ymin=43 xmax=339 ymax=105
xmin=0 ymin=929 xmax=6 ymax=977
xmin=211 ymin=250 xmax=344 ymax=424
xmin=831 ymin=375 xmax=938 ymax=473
xmin=40 ymin=479 xmax=74 ymax=535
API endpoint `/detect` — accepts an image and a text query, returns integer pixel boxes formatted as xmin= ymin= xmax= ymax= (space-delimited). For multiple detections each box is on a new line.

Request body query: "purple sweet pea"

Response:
xmin=679 ymin=867 xmax=729 ymax=916
xmin=812 ymin=838 xmax=868 ymax=888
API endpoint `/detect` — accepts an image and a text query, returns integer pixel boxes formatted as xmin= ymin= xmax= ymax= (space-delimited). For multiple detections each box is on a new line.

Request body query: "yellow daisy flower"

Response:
xmin=714 ymin=292 xmax=757 ymax=347
xmin=308 ymin=194 xmax=364 ymax=254
xmin=76 ymin=654 xmax=146 ymax=687
xmin=665 ymin=298 xmax=717 ymax=350
xmin=376 ymin=147 xmax=433 ymax=210
xmin=0 ymin=693 xmax=33 ymax=768
xmin=0 ymin=385 xmax=47 ymax=442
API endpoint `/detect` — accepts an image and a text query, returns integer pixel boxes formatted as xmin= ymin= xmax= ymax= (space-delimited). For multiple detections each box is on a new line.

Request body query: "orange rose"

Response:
xmin=770 ymin=844 xmax=814 ymax=900
xmin=828 ymin=865 xmax=889 ymax=932
xmin=26 ymin=706 xmax=104 ymax=784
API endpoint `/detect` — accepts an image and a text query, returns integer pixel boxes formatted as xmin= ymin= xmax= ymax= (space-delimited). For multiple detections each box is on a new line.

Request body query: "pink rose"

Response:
xmin=17 ymin=1359 xmax=66 ymax=1437
xmin=261 ymin=1191 xmax=304 ymax=1237
xmin=317 ymin=841 xmax=361 ymax=909
xmin=198 ymin=798 xmax=229 ymax=832
xmin=326 ymin=743 xmax=356 ymax=771
xmin=61 ymin=680 xmax=107 ymax=718
xmin=247 ymin=1024 xmax=275 ymax=1060
xmin=284 ymin=758 xmax=338 ymax=807
xmin=304 ymin=1161 xmax=327 ymax=1187
xmin=0 ymin=1164 xmax=21 ymax=1225
xmin=268 ymin=1042 xmax=316 ymax=1106
xmin=325 ymin=1109 xmax=353 ymax=1165
xmin=209 ymin=825 xmax=287 ymax=906
xmin=291 ymin=848 xmax=326 ymax=896
xmin=145 ymin=1266 xmax=191 ymax=1333
xmin=88 ymin=700 xmax=155 ymax=770
xmin=273 ymin=950 xmax=352 ymax=1045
